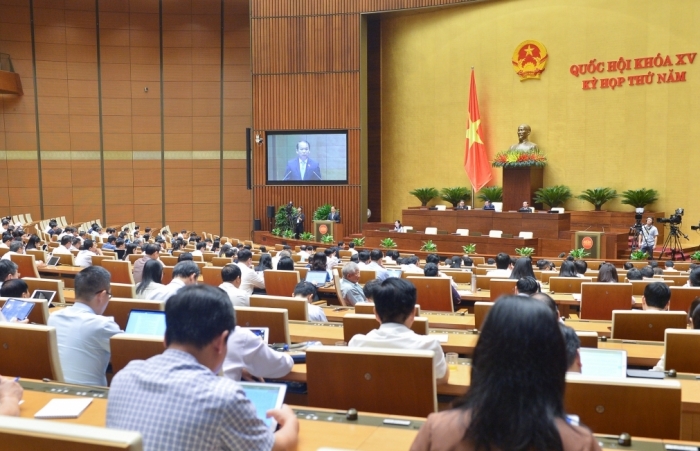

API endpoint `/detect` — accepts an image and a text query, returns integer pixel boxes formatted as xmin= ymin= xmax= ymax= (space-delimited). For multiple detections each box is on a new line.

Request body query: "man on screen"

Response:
xmin=284 ymin=140 xmax=321 ymax=181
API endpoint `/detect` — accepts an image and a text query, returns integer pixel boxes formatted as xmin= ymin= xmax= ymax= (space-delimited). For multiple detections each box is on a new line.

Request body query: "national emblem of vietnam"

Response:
xmin=512 ymin=40 xmax=548 ymax=80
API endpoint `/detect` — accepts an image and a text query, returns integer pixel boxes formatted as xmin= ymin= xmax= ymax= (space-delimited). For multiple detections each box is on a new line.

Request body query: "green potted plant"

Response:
xmin=299 ymin=232 xmax=314 ymax=241
xmin=691 ymin=251 xmax=700 ymax=262
xmin=282 ymin=229 xmax=295 ymax=239
xmin=420 ymin=240 xmax=437 ymax=252
xmin=313 ymin=204 xmax=332 ymax=221
xmin=569 ymin=248 xmax=590 ymax=259
xmin=621 ymin=188 xmax=659 ymax=209
xmin=351 ymin=237 xmax=365 ymax=246
xmin=534 ymin=185 xmax=572 ymax=209
xmin=380 ymin=238 xmax=397 ymax=248
xmin=630 ymin=250 xmax=649 ymax=260
xmin=320 ymin=234 xmax=334 ymax=244
xmin=462 ymin=244 xmax=477 ymax=255
xmin=477 ymin=186 xmax=503 ymax=203
xmin=577 ymin=187 xmax=618 ymax=211
xmin=515 ymin=247 xmax=535 ymax=258
xmin=440 ymin=187 xmax=470 ymax=207
xmin=271 ymin=228 xmax=281 ymax=237
xmin=409 ymin=187 xmax=439 ymax=207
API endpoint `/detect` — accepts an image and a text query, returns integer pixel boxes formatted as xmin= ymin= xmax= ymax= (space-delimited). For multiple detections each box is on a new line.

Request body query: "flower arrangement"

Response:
xmin=492 ymin=150 xmax=547 ymax=168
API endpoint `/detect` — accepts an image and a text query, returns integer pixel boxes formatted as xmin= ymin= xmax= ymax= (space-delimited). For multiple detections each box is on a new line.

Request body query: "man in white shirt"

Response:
xmin=348 ymin=278 xmax=449 ymax=384
xmin=235 ymin=249 xmax=265 ymax=296
xmin=47 ymin=266 xmax=122 ymax=386
xmin=340 ymin=262 xmax=367 ymax=306
xmin=293 ymin=282 xmax=327 ymax=322
xmin=400 ymin=256 xmax=423 ymax=274
xmin=486 ymin=252 xmax=513 ymax=278
xmin=348 ymin=242 xmax=358 ymax=255
xmin=191 ymin=241 xmax=206 ymax=257
xmin=0 ymin=234 xmax=11 ymax=249
xmin=1 ymin=241 xmax=23 ymax=261
xmin=0 ymin=260 xmax=19 ymax=289
xmin=366 ymin=249 xmax=389 ymax=281
xmin=219 ymin=264 xmax=249 ymax=307
xmin=271 ymin=249 xmax=291 ymax=270
xmin=357 ymin=250 xmax=371 ymax=269
xmin=222 ymin=326 xmax=294 ymax=381
xmin=162 ymin=260 xmax=200 ymax=301
xmin=74 ymin=239 xmax=102 ymax=267
xmin=52 ymin=236 xmax=73 ymax=254
xmin=297 ymin=245 xmax=310 ymax=263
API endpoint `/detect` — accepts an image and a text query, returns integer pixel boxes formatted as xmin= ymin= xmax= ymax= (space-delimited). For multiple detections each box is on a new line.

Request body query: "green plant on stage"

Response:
xmin=271 ymin=228 xmax=281 ymax=237
xmin=420 ymin=240 xmax=437 ymax=252
xmin=691 ymin=251 xmax=700 ymax=261
xmin=515 ymin=247 xmax=535 ymax=258
xmin=440 ymin=187 xmax=471 ymax=207
xmin=320 ymin=234 xmax=334 ymax=244
xmin=409 ymin=187 xmax=439 ymax=207
xmin=534 ymin=185 xmax=572 ymax=209
xmin=577 ymin=187 xmax=618 ymax=211
xmin=462 ymin=244 xmax=477 ymax=254
xmin=282 ymin=229 xmax=295 ymax=239
xmin=621 ymin=188 xmax=659 ymax=209
xmin=351 ymin=237 xmax=365 ymax=246
xmin=275 ymin=206 xmax=296 ymax=232
xmin=299 ymin=232 xmax=314 ymax=241
xmin=380 ymin=238 xmax=397 ymax=248
xmin=630 ymin=250 xmax=649 ymax=260
xmin=569 ymin=248 xmax=590 ymax=259
xmin=313 ymin=204 xmax=332 ymax=221
xmin=477 ymin=186 xmax=503 ymax=203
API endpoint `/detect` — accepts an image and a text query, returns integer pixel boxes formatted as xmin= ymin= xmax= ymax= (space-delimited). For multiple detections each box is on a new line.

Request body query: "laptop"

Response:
xmin=240 ymin=326 xmax=269 ymax=344
xmin=386 ymin=269 xmax=402 ymax=278
xmin=1 ymin=298 xmax=35 ymax=322
xmin=124 ymin=310 xmax=166 ymax=336
xmin=238 ymin=382 xmax=287 ymax=431
xmin=305 ymin=271 xmax=328 ymax=285
xmin=31 ymin=290 xmax=56 ymax=304
xmin=578 ymin=348 xmax=627 ymax=378
xmin=46 ymin=256 xmax=60 ymax=266
xmin=115 ymin=249 xmax=127 ymax=260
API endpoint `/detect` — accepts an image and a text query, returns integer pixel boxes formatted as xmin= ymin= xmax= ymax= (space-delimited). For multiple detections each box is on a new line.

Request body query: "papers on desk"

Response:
xmin=572 ymin=294 xmax=582 ymax=302
xmin=431 ymin=334 xmax=449 ymax=343
xmin=34 ymin=398 xmax=93 ymax=419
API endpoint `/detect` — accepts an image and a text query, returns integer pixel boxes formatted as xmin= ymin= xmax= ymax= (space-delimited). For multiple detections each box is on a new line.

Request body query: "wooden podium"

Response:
xmin=573 ymin=231 xmax=604 ymax=259
xmin=313 ymin=220 xmax=343 ymax=243
xmin=502 ymin=166 xmax=544 ymax=211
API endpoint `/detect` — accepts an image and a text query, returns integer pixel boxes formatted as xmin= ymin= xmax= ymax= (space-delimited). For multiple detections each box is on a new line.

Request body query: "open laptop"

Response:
xmin=578 ymin=348 xmax=627 ymax=378
xmin=124 ymin=310 xmax=166 ymax=336
xmin=386 ymin=268 xmax=402 ymax=278
xmin=31 ymin=290 xmax=56 ymax=304
xmin=46 ymin=256 xmax=60 ymax=267
xmin=305 ymin=271 xmax=328 ymax=285
xmin=115 ymin=249 xmax=127 ymax=260
xmin=240 ymin=327 xmax=269 ymax=344
xmin=238 ymin=382 xmax=287 ymax=431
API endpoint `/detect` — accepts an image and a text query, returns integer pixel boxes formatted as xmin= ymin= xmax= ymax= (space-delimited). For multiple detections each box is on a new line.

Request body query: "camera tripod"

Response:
xmin=659 ymin=224 xmax=688 ymax=260
xmin=628 ymin=222 xmax=643 ymax=251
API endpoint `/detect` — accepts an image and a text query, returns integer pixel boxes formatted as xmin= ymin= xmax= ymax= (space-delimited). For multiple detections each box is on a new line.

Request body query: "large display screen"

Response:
xmin=266 ymin=131 xmax=348 ymax=185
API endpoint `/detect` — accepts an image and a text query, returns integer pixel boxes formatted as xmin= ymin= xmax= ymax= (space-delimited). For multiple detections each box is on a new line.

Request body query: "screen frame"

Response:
xmin=265 ymin=129 xmax=349 ymax=186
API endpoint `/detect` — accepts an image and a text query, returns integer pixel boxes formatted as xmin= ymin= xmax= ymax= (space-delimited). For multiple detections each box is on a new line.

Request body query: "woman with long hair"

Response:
xmin=509 ymin=257 xmax=536 ymax=280
xmin=597 ymin=263 xmax=618 ymax=283
xmin=558 ymin=260 xmax=578 ymax=278
xmin=410 ymin=296 xmax=599 ymax=451
xmin=135 ymin=260 xmax=167 ymax=300
xmin=256 ymin=254 xmax=273 ymax=272
xmin=308 ymin=252 xmax=330 ymax=283
xmin=25 ymin=234 xmax=42 ymax=250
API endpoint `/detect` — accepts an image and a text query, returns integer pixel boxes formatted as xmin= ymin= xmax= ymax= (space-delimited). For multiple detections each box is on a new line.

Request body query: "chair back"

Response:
xmin=201 ymin=266 xmax=224 ymax=287
xmin=440 ymin=270 xmax=471 ymax=284
xmin=565 ymin=375 xmax=681 ymax=439
xmin=160 ymin=255 xmax=178 ymax=266
xmin=110 ymin=283 xmax=136 ymax=299
xmin=474 ymin=301 xmax=494 ymax=330
xmin=611 ymin=310 xmax=687 ymax=341
xmin=0 ymin=417 xmax=143 ymax=451
xmin=234 ymin=306 xmax=290 ymax=344
xmin=664 ymin=329 xmax=700 ymax=373
xmin=250 ymin=295 xmax=308 ymax=321
xmin=331 ymin=269 xmax=348 ymax=306
xmin=307 ymin=346 xmax=437 ymax=417
xmin=629 ymin=279 xmax=673 ymax=296
xmin=26 ymin=249 xmax=47 ymax=263
xmin=127 ymin=254 xmax=142 ymax=264
xmin=161 ymin=266 xmax=174 ymax=285
xmin=211 ymin=257 xmax=232 ymax=267
xmin=355 ymin=303 xmax=420 ymax=316
xmin=0 ymin=297 xmax=50 ymax=325
xmin=576 ymin=330 xmax=599 ymax=348
xmin=110 ymin=334 xmax=165 ymax=375
xmin=406 ymin=277 xmax=453 ymax=312
xmin=489 ymin=279 xmax=517 ymax=301
xmin=0 ymin=323 xmax=63 ymax=381
xmin=102 ymin=260 xmax=134 ymax=285
xmin=669 ymin=286 xmax=700 ymax=313
xmin=539 ymin=271 xmax=559 ymax=284
xmin=263 ymin=270 xmax=301 ymax=297
xmin=474 ymin=274 xmax=496 ymax=290
xmin=580 ymin=282 xmax=633 ymax=320
xmin=359 ymin=270 xmax=376 ymax=284
xmin=10 ymin=254 xmax=39 ymax=278
xmin=549 ymin=277 xmax=593 ymax=294
xmin=23 ymin=277 xmax=66 ymax=304
xmin=102 ymin=298 xmax=166 ymax=330
xmin=342 ymin=314 xmax=428 ymax=342
xmin=52 ymin=253 xmax=75 ymax=266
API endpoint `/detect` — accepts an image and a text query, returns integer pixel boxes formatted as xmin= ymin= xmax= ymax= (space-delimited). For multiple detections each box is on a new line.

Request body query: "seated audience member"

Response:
xmin=531 ymin=292 xmax=561 ymax=319
xmin=348 ymin=242 xmax=358 ymax=255
xmin=558 ymin=260 xmax=578 ymax=278
xmin=685 ymin=267 xmax=700 ymax=287
xmin=222 ymin=324 xmax=294 ymax=381
xmin=1 ymin=241 xmax=23 ymax=261
xmin=573 ymin=259 xmax=587 ymax=277
xmin=639 ymin=266 xmax=655 ymax=279
xmin=256 ymin=254 xmax=273 ymax=272
xmin=236 ymin=249 xmax=265 ymax=295
xmin=486 ymin=253 xmax=512 ymax=278
xmin=135 ymin=260 xmax=169 ymax=301
xmin=626 ymin=268 xmax=643 ymax=280
xmin=297 ymin=245 xmax=310 ymax=263
xmin=450 ymin=256 xmax=462 ymax=269
xmin=362 ymin=279 xmax=382 ymax=303
xmin=515 ymin=276 xmax=539 ymax=296
xmin=357 ymin=250 xmax=371 ymax=268
xmin=623 ymin=262 xmax=634 ymax=270
xmin=642 ymin=282 xmax=671 ymax=311
xmin=133 ymin=244 xmax=162 ymax=284
xmin=462 ymin=256 xmax=474 ymax=268
xmin=664 ymin=260 xmax=678 ymax=272
xmin=340 ymin=262 xmax=367 ymax=306
xmin=487 ymin=258 xmax=496 ymax=265
xmin=652 ymin=267 xmax=664 ymax=276
xmin=272 ymin=250 xmax=291 ymax=269
xmin=102 ymin=235 xmax=117 ymax=251
xmin=48 ymin=267 xmax=122 ymax=386
xmin=106 ymin=285 xmax=298 ymax=450
xmin=177 ymin=252 xmax=193 ymax=262
xmin=25 ymin=234 xmax=41 ymax=250
xmin=384 ymin=250 xmax=398 ymax=265
xmin=367 ymin=249 xmax=389 ymax=281
xmin=0 ymin=234 xmax=12 ymax=248
xmin=293 ymin=282 xmax=327 ymax=322
xmin=560 ymin=323 xmax=582 ymax=373
xmin=0 ymin=376 xmax=23 ymax=416
xmin=518 ymin=201 xmax=533 ymax=213
xmin=0 ymin=279 xmax=29 ymax=298
xmin=0 ymin=260 xmax=18 ymax=289
xmin=482 ymin=200 xmax=495 ymax=210
xmin=219 ymin=264 xmax=249 ymax=307
xmin=74 ymin=239 xmax=102 ymax=267
xmin=163 ymin=260 xmax=200 ymax=300
xmin=349 ymin=278 xmax=449 ymax=384
xmin=401 ymin=256 xmax=422 ymax=274
xmin=596 ymin=263 xmax=618 ymax=283
xmin=325 ymin=247 xmax=340 ymax=272
xmin=410 ymin=296 xmax=599 ymax=451
xmin=276 ymin=256 xmax=295 ymax=271
xmin=509 ymin=258 xmax=536 ymax=280
xmin=307 ymin=252 xmax=331 ymax=284
xmin=424 ymin=262 xmax=461 ymax=306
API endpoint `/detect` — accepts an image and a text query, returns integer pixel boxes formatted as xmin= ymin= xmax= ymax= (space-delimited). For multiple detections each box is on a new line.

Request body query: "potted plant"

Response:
xmin=282 ymin=229 xmax=295 ymax=239
xmin=515 ymin=247 xmax=535 ymax=258
xmin=577 ymin=187 xmax=618 ymax=211
xmin=621 ymin=188 xmax=659 ymax=209
xmin=630 ymin=250 xmax=649 ymax=260
xmin=462 ymin=244 xmax=477 ymax=255
xmin=351 ymin=237 xmax=365 ymax=246
xmin=271 ymin=228 xmax=281 ymax=237
xmin=569 ymin=248 xmax=590 ymax=259
xmin=420 ymin=240 xmax=437 ymax=252
xmin=409 ymin=187 xmax=439 ymax=207
xmin=299 ymin=232 xmax=314 ymax=241
xmin=313 ymin=204 xmax=332 ymax=221
xmin=380 ymin=238 xmax=397 ymax=248
xmin=534 ymin=185 xmax=573 ymax=209
xmin=691 ymin=251 xmax=700 ymax=262
xmin=477 ymin=186 xmax=503 ymax=203
xmin=320 ymin=234 xmax=334 ymax=244
xmin=440 ymin=187 xmax=470 ymax=207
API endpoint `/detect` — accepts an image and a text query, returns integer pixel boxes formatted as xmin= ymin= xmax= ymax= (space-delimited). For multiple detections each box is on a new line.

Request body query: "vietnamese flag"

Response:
xmin=464 ymin=69 xmax=492 ymax=192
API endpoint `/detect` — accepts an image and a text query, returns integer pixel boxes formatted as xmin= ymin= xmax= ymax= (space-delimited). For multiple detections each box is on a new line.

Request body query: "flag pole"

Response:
xmin=470 ymin=67 xmax=475 ymax=211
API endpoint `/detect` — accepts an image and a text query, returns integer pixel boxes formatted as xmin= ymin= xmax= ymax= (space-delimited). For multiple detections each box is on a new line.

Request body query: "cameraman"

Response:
xmin=638 ymin=217 xmax=658 ymax=256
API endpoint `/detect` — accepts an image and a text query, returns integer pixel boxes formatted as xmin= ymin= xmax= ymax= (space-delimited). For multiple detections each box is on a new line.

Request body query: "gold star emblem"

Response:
xmin=524 ymin=45 xmax=534 ymax=56
xmin=466 ymin=119 xmax=483 ymax=147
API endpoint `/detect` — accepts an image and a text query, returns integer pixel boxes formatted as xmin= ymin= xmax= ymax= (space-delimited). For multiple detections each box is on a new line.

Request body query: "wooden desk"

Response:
xmin=19 ymin=380 xmax=108 ymax=427
xmin=363 ymin=230 xmax=538 ymax=255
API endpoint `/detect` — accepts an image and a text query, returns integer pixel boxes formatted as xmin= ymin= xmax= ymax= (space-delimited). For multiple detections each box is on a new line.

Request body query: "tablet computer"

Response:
xmin=46 ymin=256 xmax=60 ymax=266
xmin=1 ymin=298 xmax=35 ymax=322
xmin=238 ymin=382 xmax=287 ymax=431
xmin=578 ymin=348 xmax=627 ymax=378
xmin=386 ymin=269 xmax=402 ymax=278
xmin=240 ymin=327 xmax=269 ymax=344
xmin=124 ymin=310 xmax=166 ymax=336
xmin=31 ymin=290 xmax=56 ymax=304
xmin=305 ymin=271 xmax=328 ymax=285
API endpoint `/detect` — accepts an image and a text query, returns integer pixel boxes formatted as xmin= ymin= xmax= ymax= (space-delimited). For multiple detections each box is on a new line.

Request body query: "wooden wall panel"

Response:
xmin=251 ymin=0 xmax=470 ymax=17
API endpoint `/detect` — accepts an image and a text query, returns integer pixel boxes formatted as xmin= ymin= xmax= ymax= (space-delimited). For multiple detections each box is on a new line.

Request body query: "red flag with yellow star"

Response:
xmin=464 ymin=69 xmax=492 ymax=192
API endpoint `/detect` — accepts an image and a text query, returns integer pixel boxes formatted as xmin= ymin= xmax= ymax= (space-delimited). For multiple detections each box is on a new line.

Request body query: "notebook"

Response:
xmin=124 ymin=310 xmax=166 ymax=336
xmin=238 ymin=382 xmax=287 ymax=431
xmin=34 ymin=398 xmax=93 ymax=419
xmin=578 ymin=348 xmax=627 ymax=378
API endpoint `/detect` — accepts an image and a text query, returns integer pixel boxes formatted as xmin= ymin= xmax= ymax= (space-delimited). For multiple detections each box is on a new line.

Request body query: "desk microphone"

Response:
xmin=283 ymin=171 xmax=292 ymax=181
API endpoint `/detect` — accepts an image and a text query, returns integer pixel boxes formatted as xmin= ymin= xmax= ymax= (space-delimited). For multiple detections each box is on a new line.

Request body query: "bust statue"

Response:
xmin=509 ymin=124 xmax=539 ymax=152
